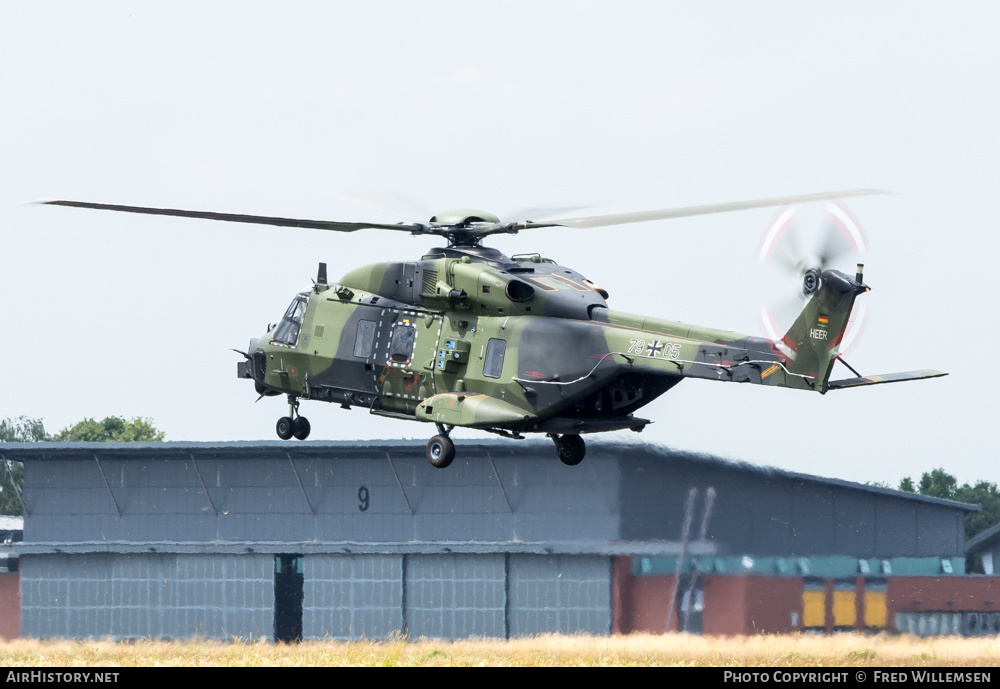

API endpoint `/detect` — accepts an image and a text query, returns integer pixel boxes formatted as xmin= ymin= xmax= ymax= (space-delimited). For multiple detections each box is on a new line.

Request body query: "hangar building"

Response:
xmin=0 ymin=440 xmax=992 ymax=640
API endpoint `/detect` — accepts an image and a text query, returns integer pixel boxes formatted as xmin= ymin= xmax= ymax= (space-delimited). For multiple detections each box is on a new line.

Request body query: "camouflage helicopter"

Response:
xmin=43 ymin=191 xmax=945 ymax=468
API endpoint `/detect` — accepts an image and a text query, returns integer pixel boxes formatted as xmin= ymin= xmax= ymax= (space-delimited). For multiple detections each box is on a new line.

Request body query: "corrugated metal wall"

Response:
xmin=405 ymin=554 xmax=507 ymax=639
xmin=507 ymin=555 xmax=611 ymax=637
xmin=21 ymin=445 xmax=620 ymax=546
xmin=20 ymin=552 xmax=612 ymax=640
xmin=618 ymin=452 xmax=967 ymax=557
xmin=19 ymin=442 xmax=968 ymax=559
xmin=303 ymin=554 xmax=402 ymax=640
xmin=21 ymin=553 xmax=273 ymax=640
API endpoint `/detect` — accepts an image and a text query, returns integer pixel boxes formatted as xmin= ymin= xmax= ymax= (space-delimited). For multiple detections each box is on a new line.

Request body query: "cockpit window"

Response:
xmin=273 ymin=297 xmax=307 ymax=346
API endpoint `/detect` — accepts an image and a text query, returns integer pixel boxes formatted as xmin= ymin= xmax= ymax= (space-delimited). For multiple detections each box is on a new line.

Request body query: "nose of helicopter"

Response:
xmin=237 ymin=336 xmax=278 ymax=397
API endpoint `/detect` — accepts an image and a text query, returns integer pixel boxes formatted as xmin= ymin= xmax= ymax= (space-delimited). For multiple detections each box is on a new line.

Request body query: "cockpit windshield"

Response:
xmin=273 ymin=296 xmax=307 ymax=346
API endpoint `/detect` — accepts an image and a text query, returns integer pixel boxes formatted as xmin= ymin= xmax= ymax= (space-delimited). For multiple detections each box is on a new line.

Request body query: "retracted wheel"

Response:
xmin=554 ymin=434 xmax=586 ymax=466
xmin=426 ymin=434 xmax=455 ymax=469
xmin=276 ymin=416 xmax=294 ymax=440
xmin=292 ymin=416 xmax=311 ymax=440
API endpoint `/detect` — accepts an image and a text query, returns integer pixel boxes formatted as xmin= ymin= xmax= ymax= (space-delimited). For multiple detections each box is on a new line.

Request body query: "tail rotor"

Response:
xmin=758 ymin=200 xmax=870 ymax=354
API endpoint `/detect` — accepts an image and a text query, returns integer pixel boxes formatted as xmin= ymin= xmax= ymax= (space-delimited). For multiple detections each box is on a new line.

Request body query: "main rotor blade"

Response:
xmin=517 ymin=189 xmax=887 ymax=230
xmin=500 ymin=205 xmax=590 ymax=223
xmin=39 ymin=199 xmax=426 ymax=234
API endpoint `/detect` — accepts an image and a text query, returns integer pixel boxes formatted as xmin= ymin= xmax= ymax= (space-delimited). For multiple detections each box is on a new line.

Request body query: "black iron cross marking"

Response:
xmin=646 ymin=340 xmax=663 ymax=357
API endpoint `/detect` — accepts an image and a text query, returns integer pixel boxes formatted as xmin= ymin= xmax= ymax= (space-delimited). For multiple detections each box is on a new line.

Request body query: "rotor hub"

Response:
xmin=802 ymin=268 xmax=821 ymax=295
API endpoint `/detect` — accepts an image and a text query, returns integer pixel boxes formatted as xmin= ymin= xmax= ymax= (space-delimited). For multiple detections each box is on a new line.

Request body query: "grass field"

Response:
xmin=1 ymin=633 xmax=998 ymax=667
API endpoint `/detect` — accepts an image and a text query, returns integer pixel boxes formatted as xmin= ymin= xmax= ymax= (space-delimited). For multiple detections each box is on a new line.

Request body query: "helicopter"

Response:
xmin=43 ymin=190 xmax=946 ymax=468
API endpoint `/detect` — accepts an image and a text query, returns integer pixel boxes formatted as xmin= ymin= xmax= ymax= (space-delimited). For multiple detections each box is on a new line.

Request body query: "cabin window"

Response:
xmin=388 ymin=324 xmax=416 ymax=363
xmin=273 ymin=296 xmax=307 ymax=346
xmin=353 ymin=320 xmax=376 ymax=358
xmin=483 ymin=338 xmax=506 ymax=378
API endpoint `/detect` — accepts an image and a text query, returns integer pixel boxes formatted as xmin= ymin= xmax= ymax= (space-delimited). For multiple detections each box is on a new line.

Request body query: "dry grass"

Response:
xmin=1 ymin=633 xmax=998 ymax=667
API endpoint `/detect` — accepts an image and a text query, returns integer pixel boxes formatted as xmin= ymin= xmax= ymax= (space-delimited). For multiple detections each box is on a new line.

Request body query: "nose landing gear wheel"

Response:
xmin=426 ymin=434 xmax=455 ymax=469
xmin=553 ymin=434 xmax=586 ymax=466
xmin=276 ymin=416 xmax=294 ymax=440
xmin=275 ymin=395 xmax=310 ymax=440
xmin=292 ymin=416 xmax=311 ymax=440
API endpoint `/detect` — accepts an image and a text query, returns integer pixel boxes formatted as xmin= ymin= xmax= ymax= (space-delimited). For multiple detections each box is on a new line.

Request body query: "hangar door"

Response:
xmin=407 ymin=553 xmax=611 ymax=638
xmin=302 ymin=553 xmax=612 ymax=640
xmin=508 ymin=554 xmax=611 ymax=636
xmin=406 ymin=554 xmax=507 ymax=638
xmin=303 ymin=554 xmax=403 ymax=641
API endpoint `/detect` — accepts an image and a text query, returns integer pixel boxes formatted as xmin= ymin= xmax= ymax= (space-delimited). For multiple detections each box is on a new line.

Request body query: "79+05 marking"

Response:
xmin=627 ymin=338 xmax=681 ymax=359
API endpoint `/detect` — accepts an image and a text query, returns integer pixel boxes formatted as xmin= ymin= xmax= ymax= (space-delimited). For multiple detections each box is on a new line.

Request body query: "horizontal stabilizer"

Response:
xmin=828 ymin=369 xmax=947 ymax=390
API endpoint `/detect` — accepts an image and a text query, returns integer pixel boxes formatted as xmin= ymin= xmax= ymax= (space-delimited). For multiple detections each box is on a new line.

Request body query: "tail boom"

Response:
xmin=598 ymin=267 xmax=945 ymax=396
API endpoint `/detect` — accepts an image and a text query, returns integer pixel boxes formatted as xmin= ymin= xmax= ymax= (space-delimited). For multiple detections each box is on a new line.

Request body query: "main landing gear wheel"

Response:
xmin=553 ymin=434 xmax=586 ymax=466
xmin=426 ymin=423 xmax=456 ymax=468
xmin=426 ymin=435 xmax=455 ymax=468
xmin=275 ymin=395 xmax=311 ymax=440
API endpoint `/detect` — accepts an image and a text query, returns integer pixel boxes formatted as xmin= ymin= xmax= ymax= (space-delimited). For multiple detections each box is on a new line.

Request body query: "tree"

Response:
xmin=49 ymin=416 xmax=166 ymax=443
xmin=865 ymin=480 xmax=893 ymax=489
xmin=955 ymin=481 xmax=1000 ymax=546
xmin=0 ymin=416 xmax=48 ymax=515
xmin=0 ymin=461 xmax=23 ymax=516
xmin=0 ymin=416 xmax=48 ymax=443
xmin=897 ymin=467 xmax=1000 ymax=572
xmin=918 ymin=468 xmax=959 ymax=501
xmin=1 ymin=415 xmax=166 ymax=516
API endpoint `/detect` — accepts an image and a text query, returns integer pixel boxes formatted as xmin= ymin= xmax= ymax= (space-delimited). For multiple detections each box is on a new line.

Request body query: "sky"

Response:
xmin=1 ymin=1 xmax=997 ymax=488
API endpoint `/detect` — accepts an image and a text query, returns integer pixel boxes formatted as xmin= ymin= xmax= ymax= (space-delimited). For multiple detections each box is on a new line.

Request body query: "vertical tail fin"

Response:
xmin=781 ymin=268 xmax=868 ymax=391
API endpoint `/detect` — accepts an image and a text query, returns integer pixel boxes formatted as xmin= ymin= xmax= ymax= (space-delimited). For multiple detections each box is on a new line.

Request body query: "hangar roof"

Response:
xmin=0 ymin=439 xmax=978 ymax=513
xmin=966 ymin=521 xmax=1000 ymax=552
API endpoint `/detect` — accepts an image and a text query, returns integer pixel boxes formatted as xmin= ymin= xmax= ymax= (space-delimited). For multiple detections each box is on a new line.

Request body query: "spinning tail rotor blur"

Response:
xmin=758 ymin=200 xmax=870 ymax=355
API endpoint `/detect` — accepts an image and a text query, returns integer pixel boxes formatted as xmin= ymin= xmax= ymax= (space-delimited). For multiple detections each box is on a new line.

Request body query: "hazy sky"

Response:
xmin=2 ymin=2 xmax=996 ymax=487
